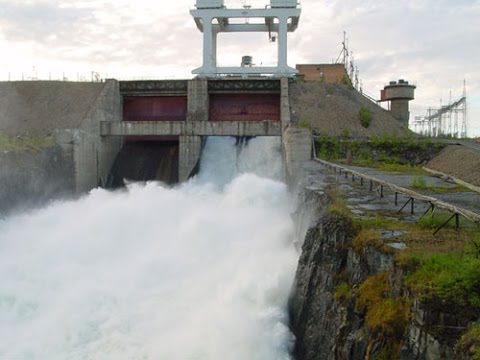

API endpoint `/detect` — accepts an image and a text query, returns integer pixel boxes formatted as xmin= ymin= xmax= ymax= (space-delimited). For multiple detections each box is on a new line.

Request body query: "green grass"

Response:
xmin=298 ymin=119 xmax=311 ymax=129
xmin=358 ymin=273 xmax=410 ymax=358
xmin=417 ymin=211 xmax=471 ymax=230
xmin=335 ymin=282 xmax=352 ymax=302
xmin=410 ymin=175 xmax=468 ymax=193
xmin=410 ymin=176 xmax=428 ymax=189
xmin=406 ymin=253 xmax=480 ymax=307
xmin=0 ymin=133 xmax=54 ymax=152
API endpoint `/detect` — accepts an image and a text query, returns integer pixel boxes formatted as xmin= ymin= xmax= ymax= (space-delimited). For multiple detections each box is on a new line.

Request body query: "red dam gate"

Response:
xmin=123 ymin=96 xmax=188 ymax=121
xmin=209 ymin=94 xmax=280 ymax=122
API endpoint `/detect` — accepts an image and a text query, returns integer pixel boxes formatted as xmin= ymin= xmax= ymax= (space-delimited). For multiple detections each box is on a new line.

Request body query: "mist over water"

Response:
xmin=0 ymin=137 xmax=298 ymax=359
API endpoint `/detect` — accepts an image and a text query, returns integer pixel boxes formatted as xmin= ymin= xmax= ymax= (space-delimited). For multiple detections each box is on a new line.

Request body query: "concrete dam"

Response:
xmin=23 ymin=78 xmax=308 ymax=194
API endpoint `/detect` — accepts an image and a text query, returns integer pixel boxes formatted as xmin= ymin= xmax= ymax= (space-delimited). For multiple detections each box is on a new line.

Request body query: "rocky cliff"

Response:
xmin=289 ymin=163 xmax=479 ymax=360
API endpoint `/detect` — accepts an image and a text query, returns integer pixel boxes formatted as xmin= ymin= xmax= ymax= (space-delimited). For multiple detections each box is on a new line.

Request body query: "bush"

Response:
xmin=340 ymin=128 xmax=351 ymax=139
xmin=359 ymin=107 xmax=372 ymax=128
xmin=406 ymin=253 xmax=480 ymax=307
xmin=457 ymin=323 xmax=480 ymax=360
xmin=315 ymin=134 xmax=342 ymax=160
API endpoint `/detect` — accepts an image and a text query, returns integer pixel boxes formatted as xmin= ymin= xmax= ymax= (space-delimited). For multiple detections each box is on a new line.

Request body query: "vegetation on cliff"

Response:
xmin=406 ymin=252 xmax=480 ymax=307
xmin=357 ymin=272 xmax=411 ymax=359
xmin=457 ymin=323 xmax=480 ymax=359
xmin=322 ymin=185 xmax=480 ymax=359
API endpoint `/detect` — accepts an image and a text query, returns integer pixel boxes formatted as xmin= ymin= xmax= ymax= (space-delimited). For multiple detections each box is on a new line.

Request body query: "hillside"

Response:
xmin=289 ymin=81 xmax=408 ymax=138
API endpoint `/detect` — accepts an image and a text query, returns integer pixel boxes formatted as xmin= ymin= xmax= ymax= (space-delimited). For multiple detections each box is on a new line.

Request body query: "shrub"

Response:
xmin=359 ymin=106 xmax=372 ymax=128
xmin=340 ymin=128 xmax=351 ymax=139
xmin=406 ymin=253 xmax=480 ymax=307
xmin=457 ymin=323 xmax=480 ymax=360
xmin=315 ymin=134 xmax=342 ymax=160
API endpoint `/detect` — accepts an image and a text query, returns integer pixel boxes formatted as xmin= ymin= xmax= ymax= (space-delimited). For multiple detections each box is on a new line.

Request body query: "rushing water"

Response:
xmin=0 ymin=137 xmax=298 ymax=360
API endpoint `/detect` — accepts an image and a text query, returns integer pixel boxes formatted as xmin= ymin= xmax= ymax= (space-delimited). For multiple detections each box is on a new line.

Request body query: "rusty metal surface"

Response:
xmin=208 ymin=79 xmax=281 ymax=93
xmin=209 ymin=94 xmax=280 ymax=121
xmin=123 ymin=96 xmax=187 ymax=121
xmin=119 ymin=81 xmax=188 ymax=96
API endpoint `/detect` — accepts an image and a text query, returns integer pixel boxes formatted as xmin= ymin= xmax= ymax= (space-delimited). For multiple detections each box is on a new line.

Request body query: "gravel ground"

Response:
xmin=426 ymin=145 xmax=480 ymax=187
xmin=289 ymin=81 xmax=408 ymax=138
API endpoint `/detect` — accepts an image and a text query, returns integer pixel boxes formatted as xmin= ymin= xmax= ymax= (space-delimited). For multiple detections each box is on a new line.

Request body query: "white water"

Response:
xmin=0 ymin=137 xmax=298 ymax=360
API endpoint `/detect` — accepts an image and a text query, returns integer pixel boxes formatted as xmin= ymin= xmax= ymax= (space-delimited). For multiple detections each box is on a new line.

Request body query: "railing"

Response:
xmin=2 ymin=72 xmax=191 ymax=82
xmin=315 ymin=158 xmax=480 ymax=233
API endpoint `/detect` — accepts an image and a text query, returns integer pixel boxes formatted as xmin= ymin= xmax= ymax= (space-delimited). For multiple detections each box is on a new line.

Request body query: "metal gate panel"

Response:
xmin=123 ymin=96 xmax=187 ymax=121
xmin=209 ymin=94 xmax=280 ymax=121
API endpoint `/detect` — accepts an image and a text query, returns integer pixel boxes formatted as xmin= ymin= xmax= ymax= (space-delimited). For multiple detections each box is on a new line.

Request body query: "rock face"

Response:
xmin=289 ymin=185 xmax=473 ymax=360
xmin=0 ymin=146 xmax=74 ymax=216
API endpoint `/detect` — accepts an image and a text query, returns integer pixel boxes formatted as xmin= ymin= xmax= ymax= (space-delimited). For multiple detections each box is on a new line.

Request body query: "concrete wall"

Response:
xmin=384 ymin=84 xmax=415 ymax=100
xmin=0 ymin=146 xmax=74 ymax=216
xmin=100 ymin=120 xmax=281 ymax=137
xmin=390 ymin=99 xmax=411 ymax=126
xmin=55 ymin=80 xmax=123 ymax=192
xmin=283 ymin=127 xmax=312 ymax=185
xmin=180 ymin=79 xmax=209 ymax=181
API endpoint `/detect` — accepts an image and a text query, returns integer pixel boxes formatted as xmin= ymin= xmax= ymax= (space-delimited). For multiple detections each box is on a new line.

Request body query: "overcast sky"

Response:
xmin=1 ymin=0 xmax=479 ymax=136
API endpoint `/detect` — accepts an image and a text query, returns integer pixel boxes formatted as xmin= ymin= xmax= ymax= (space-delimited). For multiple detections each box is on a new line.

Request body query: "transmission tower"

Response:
xmin=412 ymin=81 xmax=468 ymax=138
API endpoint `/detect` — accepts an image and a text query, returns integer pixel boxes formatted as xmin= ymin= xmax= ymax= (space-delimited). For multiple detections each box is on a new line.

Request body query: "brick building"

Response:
xmin=296 ymin=64 xmax=349 ymax=83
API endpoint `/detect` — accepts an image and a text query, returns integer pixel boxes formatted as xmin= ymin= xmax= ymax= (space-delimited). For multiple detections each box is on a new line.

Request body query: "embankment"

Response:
xmin=426 ymin=145 xmax=480 ymax=187
xmin=289 ymin=82 xmax=408 ymax=138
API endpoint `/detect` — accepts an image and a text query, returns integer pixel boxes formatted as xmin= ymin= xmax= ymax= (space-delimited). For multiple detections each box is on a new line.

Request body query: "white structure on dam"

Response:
xmin=191 ymin=0 xmax=301 ymax=77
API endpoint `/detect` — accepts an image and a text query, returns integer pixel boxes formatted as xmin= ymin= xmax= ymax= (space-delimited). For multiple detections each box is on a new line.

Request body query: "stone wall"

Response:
xmin=55 ymin=79 xmax=122 ymax=192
